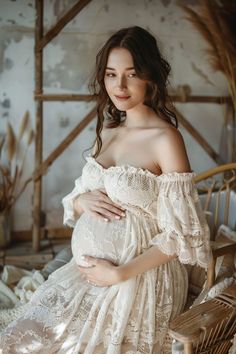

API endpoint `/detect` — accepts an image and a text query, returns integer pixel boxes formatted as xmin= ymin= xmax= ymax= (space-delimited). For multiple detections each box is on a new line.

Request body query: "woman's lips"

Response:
xmin=115 ymin=95 xmax=131 ymax=101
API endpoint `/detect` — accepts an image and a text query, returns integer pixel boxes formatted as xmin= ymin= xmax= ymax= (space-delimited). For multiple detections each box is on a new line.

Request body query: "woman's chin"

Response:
xmin=113 ymin=101 xmax=134 ymax=111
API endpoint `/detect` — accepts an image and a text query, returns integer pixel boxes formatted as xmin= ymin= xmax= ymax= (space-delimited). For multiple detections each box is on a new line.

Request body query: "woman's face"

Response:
xmin=104 ymin=47 xmax=147 ymax=111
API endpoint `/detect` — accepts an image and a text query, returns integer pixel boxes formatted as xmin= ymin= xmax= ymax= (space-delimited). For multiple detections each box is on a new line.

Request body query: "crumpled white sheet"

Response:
xmin=0 ymin=246 xmax=73 ymax=332
xmin=0 ymin=265 xmax=45 ymax=331
xmin=0 ymin=246 xmax=72 ymax=310
xmin=0 ymin=265 xmax=45 ymax=308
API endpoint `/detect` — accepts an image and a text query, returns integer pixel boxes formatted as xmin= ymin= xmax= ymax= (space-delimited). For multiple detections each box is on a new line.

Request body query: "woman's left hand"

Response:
xmin=78 ymin=256 xmax=121 ymax=287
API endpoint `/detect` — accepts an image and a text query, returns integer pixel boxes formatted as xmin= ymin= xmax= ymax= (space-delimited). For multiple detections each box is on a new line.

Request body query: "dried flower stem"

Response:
xmin=0 ymin=112 xmax=34 ymax=214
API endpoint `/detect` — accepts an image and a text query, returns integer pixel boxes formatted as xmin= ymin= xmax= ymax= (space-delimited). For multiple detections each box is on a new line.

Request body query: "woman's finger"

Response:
xmin=98 ymin=190 xmax=126 ymax=211
xmin=93 ymin=203 xmax=125 ymax=219
xmin=90 ymin=211 xmax=110 ymax=222
xmin=82 ymin=255 xmax=97 ymax=265
xmin=99 ymin=208 xmax=122 ymax=220
xmin=99 ymin=201 xmax=126 ymax=217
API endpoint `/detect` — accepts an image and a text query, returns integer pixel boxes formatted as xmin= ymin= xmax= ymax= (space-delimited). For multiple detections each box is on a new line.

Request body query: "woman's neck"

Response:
xmin=123 ymin=105 xmax=158 ymax=128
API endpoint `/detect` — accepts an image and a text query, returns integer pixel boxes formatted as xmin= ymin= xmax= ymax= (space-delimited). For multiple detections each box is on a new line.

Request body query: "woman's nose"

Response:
xmin=117 ymin=75 xmax=127 ymax=89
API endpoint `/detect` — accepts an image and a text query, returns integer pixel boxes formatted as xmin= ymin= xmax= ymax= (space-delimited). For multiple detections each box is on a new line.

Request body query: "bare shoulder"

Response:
xmin=157 ymin=125 xmax=184 ymax=148
xmin=154 ymin=125 xmax=191 ymax=174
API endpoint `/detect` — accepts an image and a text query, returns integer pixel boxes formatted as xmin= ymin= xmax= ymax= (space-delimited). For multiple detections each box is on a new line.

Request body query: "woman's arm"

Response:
xmin=79 ymin=247 xmax=176 ymax=286
xmin=117 ymin=247 xmax=176 ymax=281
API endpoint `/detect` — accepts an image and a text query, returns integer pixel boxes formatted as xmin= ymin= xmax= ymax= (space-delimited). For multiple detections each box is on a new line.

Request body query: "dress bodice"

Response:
xmin=83 ymin=156 xmax=196 ymax=211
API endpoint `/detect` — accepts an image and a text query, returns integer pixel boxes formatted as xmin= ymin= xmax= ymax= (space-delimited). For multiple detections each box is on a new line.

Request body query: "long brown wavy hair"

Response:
xmin=89 ymin=26 xmax=178 ymax=158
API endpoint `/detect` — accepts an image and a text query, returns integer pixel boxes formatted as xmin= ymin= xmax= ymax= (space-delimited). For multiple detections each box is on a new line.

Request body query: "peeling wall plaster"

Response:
xmin=0 ymin=0 xmax=229 ymax=231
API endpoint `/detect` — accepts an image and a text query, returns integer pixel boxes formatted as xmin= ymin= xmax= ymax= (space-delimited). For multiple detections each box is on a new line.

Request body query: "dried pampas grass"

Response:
xmin=27 ymin=129 xmax=34 ymax=146
xmin=0 ymin=137 xmax=5 ymax=159
xmin=18 ymin=110 xmax=29 ymax=141
xmin=7 ymin=123 xmax=16 ymax=162
xmin=0 ymin=112 xmax=34 ymax=213
xmin=179 ymin=0 xmax=236 ymax=112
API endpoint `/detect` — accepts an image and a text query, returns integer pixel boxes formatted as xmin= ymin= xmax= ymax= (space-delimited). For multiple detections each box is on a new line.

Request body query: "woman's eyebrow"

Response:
xmin=106 ymin=67 xmax=135 ymax=71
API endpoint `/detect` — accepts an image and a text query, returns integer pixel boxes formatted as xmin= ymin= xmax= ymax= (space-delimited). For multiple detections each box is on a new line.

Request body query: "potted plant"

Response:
xmin=0 ymin=111 xmax=34 ymax=248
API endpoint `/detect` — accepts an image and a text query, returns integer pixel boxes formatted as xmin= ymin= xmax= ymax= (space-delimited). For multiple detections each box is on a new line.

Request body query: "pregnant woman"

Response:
xmin=0 ymin=26 xmax=211 ymax=353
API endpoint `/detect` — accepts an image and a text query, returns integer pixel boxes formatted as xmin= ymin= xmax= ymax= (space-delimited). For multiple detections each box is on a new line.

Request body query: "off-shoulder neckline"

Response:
xmin=85 ymin=156 xmax=196 ymax=181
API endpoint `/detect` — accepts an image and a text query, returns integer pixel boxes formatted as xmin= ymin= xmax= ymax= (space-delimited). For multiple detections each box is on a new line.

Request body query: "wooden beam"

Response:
xmin=37 ymin=0 xmax=92 ymax=50
xmin=35 ymin=93 xmax=95 ymax=102
xmin=171 ymin=95 xmax=231 ymax=104
xmin=175 ymin=108 xmax=223 ymax=164
xmin=34 ymin=93 xmax=231 ymax=104
xmin=33 ymin=106 xmax=97 ymax=181
xmin=33 ymin=0 xmax=44 ymax=252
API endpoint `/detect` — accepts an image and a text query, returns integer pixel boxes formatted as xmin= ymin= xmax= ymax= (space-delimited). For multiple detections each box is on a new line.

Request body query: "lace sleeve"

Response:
xmin=149 ymin=173 xmax=212 ymax=269
xmin=61 ymin=176 xmax=89 ymax=228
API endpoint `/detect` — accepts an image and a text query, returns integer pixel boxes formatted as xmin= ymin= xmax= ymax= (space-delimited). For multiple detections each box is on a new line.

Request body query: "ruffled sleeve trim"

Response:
xmin=148 ymin=175 xmax=212 ymax=269
xmin=61 ymin=176 xmax=89 ymax=228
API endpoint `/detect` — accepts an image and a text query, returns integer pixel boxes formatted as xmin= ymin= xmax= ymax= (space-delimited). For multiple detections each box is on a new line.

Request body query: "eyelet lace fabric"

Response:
xmin=0 ymin=156 xmax=211 ymax=353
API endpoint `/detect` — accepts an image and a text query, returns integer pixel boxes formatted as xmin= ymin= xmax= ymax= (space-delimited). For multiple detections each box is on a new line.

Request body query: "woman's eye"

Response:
xmin=128 ymin=73 xmax=136 ymax=78
xmin=106 ymin=73 xmax=115 ymax=77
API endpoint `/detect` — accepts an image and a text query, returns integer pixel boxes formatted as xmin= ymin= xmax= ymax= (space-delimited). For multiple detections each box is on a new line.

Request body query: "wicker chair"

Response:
xmin=169 ymin=163 xmax=236 ymax=354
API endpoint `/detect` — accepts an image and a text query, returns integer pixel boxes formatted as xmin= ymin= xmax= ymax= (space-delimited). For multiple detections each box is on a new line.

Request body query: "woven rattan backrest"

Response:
xmin=187 ymin=163 xmax=236 ymax=299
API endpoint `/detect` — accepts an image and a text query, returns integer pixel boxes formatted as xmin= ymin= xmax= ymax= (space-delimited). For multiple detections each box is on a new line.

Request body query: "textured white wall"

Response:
xmin=0 ymin=0 xmax=229 ymax=231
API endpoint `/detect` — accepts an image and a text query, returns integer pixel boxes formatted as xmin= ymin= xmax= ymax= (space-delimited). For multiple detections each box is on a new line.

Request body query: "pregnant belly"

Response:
xmin=71 ymin=213 xmax=126 ymax=267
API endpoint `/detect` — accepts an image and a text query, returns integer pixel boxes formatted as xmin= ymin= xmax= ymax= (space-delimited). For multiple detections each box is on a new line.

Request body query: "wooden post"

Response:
xmin=33 ymin=0 xmax=44 ymax=251
xmin=32 ymin=1 xmax=94 ymax=251
xmin=184 ymin=342 xmax=194 ymax=354
xmin=207 ymin=257 xmax=216 ymax=289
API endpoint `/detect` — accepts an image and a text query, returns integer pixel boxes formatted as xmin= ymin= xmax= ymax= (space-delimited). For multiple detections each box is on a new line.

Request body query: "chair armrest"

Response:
xmin=207 ymin=243 xmax=236 ymax=289
xmin=169 ymin=284 xmax=236 ymax=347
xmin=212 ymin=243 xmax=236 ymax=258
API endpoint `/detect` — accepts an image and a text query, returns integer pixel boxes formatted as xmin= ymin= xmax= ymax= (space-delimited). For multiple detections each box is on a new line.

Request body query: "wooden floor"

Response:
xmin=0 ymin=239 xmax=70 ymax=270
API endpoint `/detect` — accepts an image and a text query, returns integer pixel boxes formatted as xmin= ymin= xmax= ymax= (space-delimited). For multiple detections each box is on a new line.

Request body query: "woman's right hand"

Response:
xmin=73 ymin=189 xmax=126 ymax=222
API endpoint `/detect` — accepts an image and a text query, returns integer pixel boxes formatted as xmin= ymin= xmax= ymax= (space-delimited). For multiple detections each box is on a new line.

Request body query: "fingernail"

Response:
xmin=104 ymin=218 xmax=109 ymax=222
xmin=81 ymin=255 xmax=86 ymax=260
xmin=115 ymin=215 xmax=120 ymax=220
xmin=121 ymin=212 xmax=126 ymax=217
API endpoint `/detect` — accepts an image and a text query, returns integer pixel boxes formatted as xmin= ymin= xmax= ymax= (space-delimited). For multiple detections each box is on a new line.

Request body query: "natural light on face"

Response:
xmin=104 ymin=47 xmax=147 ymax=112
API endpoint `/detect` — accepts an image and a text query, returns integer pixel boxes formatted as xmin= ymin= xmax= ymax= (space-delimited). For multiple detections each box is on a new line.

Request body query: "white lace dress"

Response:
xmin=0 ymin=156 xmax=211 ymax=354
